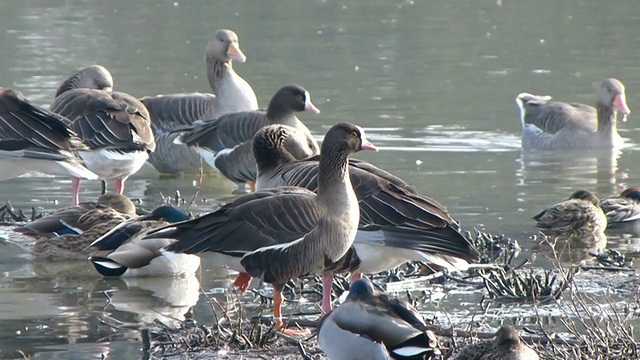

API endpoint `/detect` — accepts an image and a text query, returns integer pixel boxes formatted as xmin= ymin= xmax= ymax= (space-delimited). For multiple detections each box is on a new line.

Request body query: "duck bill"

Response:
xmin=615 ymin=94 xmax=630 ymax=121
xmin=304 ymin=96 xmax=320 ymax=114
xmin=227 ymin=43 xmax=247 ymax=63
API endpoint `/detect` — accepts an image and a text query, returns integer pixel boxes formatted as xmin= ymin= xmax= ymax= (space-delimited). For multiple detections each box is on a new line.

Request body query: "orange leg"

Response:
xmin=232 ymin=272 xmax=253 ymax=293
xmin=274 ymin=289 xmax=309 ymax=336
xmin=248 ymin=181 xmax=256 ymax=192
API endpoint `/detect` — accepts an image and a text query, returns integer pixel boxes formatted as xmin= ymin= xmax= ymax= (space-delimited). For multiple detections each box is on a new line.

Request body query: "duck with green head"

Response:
xmin=88 ymin=205 xmax=200 ymax=277
xmin=318 ymin=278 xmax=439 ymax=360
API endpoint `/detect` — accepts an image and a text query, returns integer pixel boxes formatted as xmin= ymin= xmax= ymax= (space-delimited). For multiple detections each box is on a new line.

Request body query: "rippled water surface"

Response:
xmin=1 ymin=0 xmax=640 ymax=358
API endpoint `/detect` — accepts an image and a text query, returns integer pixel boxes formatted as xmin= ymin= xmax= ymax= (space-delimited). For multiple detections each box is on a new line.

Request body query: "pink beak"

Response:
xmin=615 ymin=94 xmax=631 ymax=116
xmin=361 ymin=137 xmax=379 ymax=152
xmin=227 ymin=42 xmax=246 ymax=63
xmin=305 ymin=101 xmax=320 ymax=114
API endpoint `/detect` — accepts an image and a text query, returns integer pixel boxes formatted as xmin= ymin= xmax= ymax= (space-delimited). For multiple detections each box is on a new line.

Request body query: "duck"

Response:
xmin=599 ymin=187 xmax=640 ymax=233
xmin=533 ymin=190 xmax=607 ymax=246
xmin=318 ymin=278 xmax=439 ymax=360
xmin=87 ymin=205 xmax=201 ymax=277
xmin=173 ymin=85 xmax=320 ymax=191
xmin=144 ymin=122 xmax=378 ymax=334
xmin=18 ymin=193 xmax=138 ymax=259
xmin=140 ymin=29 xmax=258 ymax=175
xmin=0 ymin=88 xmax=97 ymax=181
xmin=16 ymin=192 xmax=137 ymax=237
xmin=451 ymin=326 xmax=539 ymax=360
xmin=252 ymin=124 xmax=479 ymax=310
xmin=516 ymin=78 xmax=630 ymax=150
xmin=50 ymin=68 xmax=155 ymax=205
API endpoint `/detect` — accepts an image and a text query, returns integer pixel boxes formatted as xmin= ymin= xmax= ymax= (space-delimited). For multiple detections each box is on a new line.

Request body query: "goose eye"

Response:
xmin=351 ymin=131 xmax=358 ymax=138
xmin=297 ymin=95 xmax=304 ymax=101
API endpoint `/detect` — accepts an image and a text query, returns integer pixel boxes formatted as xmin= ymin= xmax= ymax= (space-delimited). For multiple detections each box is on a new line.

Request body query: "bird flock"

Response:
xmin=1 ymin=27 xmax=634 ymax=359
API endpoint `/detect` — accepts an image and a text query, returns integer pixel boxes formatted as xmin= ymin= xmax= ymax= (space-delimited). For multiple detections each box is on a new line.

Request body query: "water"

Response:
xmin=1 ymin=0 xmax=640 ymax=358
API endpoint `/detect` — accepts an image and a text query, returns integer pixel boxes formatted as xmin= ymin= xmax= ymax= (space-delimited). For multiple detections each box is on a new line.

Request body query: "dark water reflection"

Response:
xmin=1 ymin=0 xmax=640 ymax=358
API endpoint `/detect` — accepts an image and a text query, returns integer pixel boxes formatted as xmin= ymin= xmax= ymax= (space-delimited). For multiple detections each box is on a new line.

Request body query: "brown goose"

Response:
xmin=55 ymin=65 xmax=114 ymax=97
xmin=252 ymin=124 xmax=479 ymax=311
xmin=0 ymin=88 xmax=97 ymax=181
xmin=140 ymin=29 xmax=258 ymax=174
xmin=145 ymin=123 xmax=378 ymax=334
xmin=451 ymin=326 xmax=539 ymax=360
xmin=173 ymin=85 xmax=320 ymax=191
xmin=516 ymin=78 xmax=630 ymax=150
xmin=50 ymin=88 xmax=155 ymax=205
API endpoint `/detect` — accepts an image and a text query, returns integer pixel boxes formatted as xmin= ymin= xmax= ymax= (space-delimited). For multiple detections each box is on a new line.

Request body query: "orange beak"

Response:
xmin=227 ymin=42 xmax=247 ymax=63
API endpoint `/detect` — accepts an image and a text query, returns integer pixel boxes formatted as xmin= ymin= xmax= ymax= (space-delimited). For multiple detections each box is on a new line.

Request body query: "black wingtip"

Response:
xmin=89 ymin=256 xmax=127 ymax=277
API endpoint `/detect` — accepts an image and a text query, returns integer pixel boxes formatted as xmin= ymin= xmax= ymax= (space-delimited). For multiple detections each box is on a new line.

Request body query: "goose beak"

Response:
xmin=304 ymin=91 xmax=320 ymax=114
xmin=361 ymin=136 xmax=378 ymax=152
xmin=227 ymin=42 xmax=247 ymax=63
xmin=615 ymin=94 xmax=630 ymax=121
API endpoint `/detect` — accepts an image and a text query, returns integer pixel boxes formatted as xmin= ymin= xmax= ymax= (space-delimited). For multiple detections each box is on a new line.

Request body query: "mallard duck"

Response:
xmin=451 ymin=326 xmax=539 ymax=360
xmin=24 ymin=193 xmax=138 ymax=259
xmin=318 ymin=278 xmax=439 ymax=360
xmin=173 ymin=85 xmax=320 ymax=191
xmin=87 ymin=205 xmax=200 ymax=277
xmin=50 ymin=68 xmax=155 ymax=205
xmin=600 ymin=187 xmax=640 ymax=233
xmin=516 ymin=78 xmax=630 ymax=150
xmin=140 ymin=29 xmax=259 ymax=174
xmin=145 ymin=123 xmax=377 ymax=334
xmin=533 ymin=190 xmax=607 ymax=246
xmin=0 ymin=88 xmax=97 ymax=181
xmin=17 ymin=192 xmax=137 ymax=237
xmin=253 ymin=124 xmax=479 ymax=310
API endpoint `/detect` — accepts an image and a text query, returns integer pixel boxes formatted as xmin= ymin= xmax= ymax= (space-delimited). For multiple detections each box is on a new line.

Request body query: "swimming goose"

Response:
xmin=533 ymin=190 xmax=607 ymax=246
xmin=50 ymin=87 xmax=155 ymax=205
xmin=87 ymin=206 xmax=200 ymax=277
xmin=16 ymin=192 xmax=137 ymax=237
xmin=146 ymin=123 xmax=377 ymax=334
xmin=318 ymin=279 xmax=439 ymax=360
xmin=600 ymin=187 xmax=640 ymax=233
xmin=55 ymin=65 xmax=114 ymax=97
xmin=451 ymin=326 xmax=539 ymax=360
xmin=253 ymin=124 xmax=479 ymax=309
xmin=141 ymin=29 xmax=258 ymax=174
xmin=0 ymin=88 xmax=97 ymax=181
xmin=516 ymin=78 xmax=630 ymax=150
xmin=173 ymin=85 xmax=320 ymax=191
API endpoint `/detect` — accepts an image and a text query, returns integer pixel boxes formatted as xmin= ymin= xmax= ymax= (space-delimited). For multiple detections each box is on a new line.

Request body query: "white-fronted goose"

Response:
xmin=173 ymin=85 xmax=320 ymax=190
xmin=87 ymin=206 xmax=200 ymax=277
xmin=516 ymin=78 xmax=630 ymax=150
xmin=533 ymin=190 xmax=607 ymax=246
xmin=0 ymin=88 xmax=97 ymax=181
xmin=451 ymin=326 xmax=539 ymax=360
xmin=600 ymin=187 xmax=640 ymax=233
xmin=318 ymin=279 xmax=439 ymax=360
xmin=146 ymin=123 xmax=378 ymax=334
xmin=55 ymin=65 xmax=114 ymax=97
xmin=253 ymin=124 xmax=479 ymax=310
xmin=140 ymin=29 xmax=258 ymax=174
xmin=50 ymin=87 xmax=155 ymax=205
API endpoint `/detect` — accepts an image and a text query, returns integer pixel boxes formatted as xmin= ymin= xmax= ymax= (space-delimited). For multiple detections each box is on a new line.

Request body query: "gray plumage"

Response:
xmin=55 ymin=65 xmax=114 ymax=98
xmin=451 ymin=326 xmax=539 ymax=360
xmin=516 ymin=78 xmax=630 ymax=149
xmin=600 ymin=187 xmax=640 ymax=233
xmin=140 ymin=29 xmax=258 ymax=174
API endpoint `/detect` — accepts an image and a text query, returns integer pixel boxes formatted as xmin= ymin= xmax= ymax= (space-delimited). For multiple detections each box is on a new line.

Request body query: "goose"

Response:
xmin=599 ymin=187 xmax=640 ymax=233
xmin=145 ymin=122 xmax=378 ymax=334
xmin=533 ymin=190 xmax=607 ymax=246
xmin=318 ymin=279 xmax=439 ymax=360
xmin=0 ymin=88 xmax=97 ymax=181
xmin=55 ymin=65 xmax=114 ymax=97
xmin=252 ymin=124 xmax=479 ymax=310
xmin=50 ymin=85 xmax=155 ymax=205
xmin=173 ymin=85 xmax=320 ymax=191
xmin=516 ymin=78 xmax=630 ymax=149
xmin=16 ymin=192 xmax=137 ymax=237
xmin=140 ymin=29 xmax=258 ymax=174
xmin=87 ymin=205 xmax=200 ymax=277
xmin=451 ymin=326 xmax=539 ymax=360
